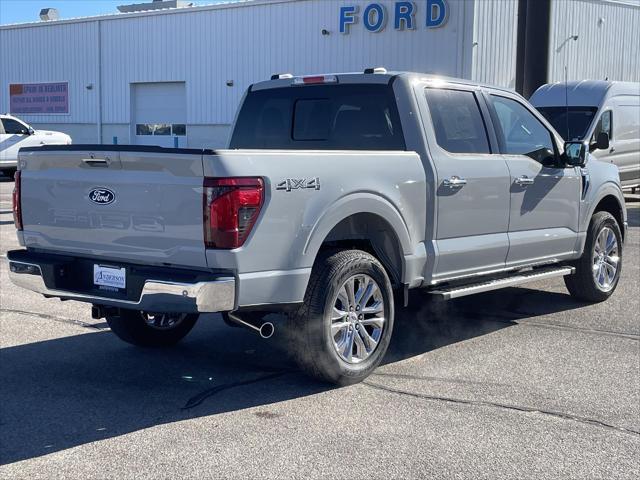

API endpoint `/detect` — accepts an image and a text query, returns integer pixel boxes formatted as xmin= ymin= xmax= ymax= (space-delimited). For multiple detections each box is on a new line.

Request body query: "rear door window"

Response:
xmin=424 ymin=88 xmax=491 ymax=154
xmin=230 ymin=84 xmax=405 ymax=150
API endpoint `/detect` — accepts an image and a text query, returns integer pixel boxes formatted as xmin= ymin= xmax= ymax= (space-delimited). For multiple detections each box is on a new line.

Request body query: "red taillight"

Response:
xmin=203 ymin=177 xmax=264 ymax=249
xmin=13 ymin=171 xmax=22 ymax=231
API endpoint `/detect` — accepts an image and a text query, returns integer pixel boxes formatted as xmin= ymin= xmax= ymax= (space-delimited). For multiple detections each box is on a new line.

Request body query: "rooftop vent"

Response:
xmin=117 ymin=0 xmax=195 ymax=14
xmin=39 ymin=8 xmax=60 ymax=21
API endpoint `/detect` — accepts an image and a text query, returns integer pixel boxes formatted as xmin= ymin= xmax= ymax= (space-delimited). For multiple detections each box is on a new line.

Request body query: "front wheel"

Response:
xmin=287 ymin=249 xmax=394 ymax=385
xmin=565 ymin=211 xmax=623 ymax=302
xmin=106 ymin=310 xmax=199 ymax=347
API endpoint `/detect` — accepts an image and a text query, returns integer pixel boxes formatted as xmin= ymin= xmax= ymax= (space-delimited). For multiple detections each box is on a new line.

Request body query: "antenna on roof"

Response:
xmin=564 ymin=66 xmax=570 ymax=141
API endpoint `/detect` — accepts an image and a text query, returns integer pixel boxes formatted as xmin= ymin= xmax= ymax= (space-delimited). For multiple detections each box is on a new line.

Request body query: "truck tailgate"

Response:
xmin=18 ymin=147 xmax=208 ymax=269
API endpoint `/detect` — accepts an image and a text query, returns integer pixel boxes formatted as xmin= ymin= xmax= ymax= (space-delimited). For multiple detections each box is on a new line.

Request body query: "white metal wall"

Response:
xmin=548 ymin=0 xmax=640 ymax=83
xmin=0 ymin=21 xmax=99 ymax=124
xmin=471 ymin=0 xmax=519 ymax=89
xmin=1 ymin=0 xmax=479 ymax=131
xmin=99 ymin=0 xmax=476 ymax=126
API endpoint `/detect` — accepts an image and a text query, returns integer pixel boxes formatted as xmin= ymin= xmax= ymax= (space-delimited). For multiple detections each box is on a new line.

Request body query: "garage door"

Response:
xmin=132 ymin=82 xmax=186 ymax=147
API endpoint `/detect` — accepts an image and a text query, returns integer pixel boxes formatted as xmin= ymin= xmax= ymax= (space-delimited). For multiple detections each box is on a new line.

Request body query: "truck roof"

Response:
xmin=251 ymin=71 xmax=517 ymax=96
xmin=530 ymin=80 xmax=640 ymax=108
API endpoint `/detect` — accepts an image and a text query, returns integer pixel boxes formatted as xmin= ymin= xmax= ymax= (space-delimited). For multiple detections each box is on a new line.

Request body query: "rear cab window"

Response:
xmin=230 ymin=83 xmax=406 ymax=150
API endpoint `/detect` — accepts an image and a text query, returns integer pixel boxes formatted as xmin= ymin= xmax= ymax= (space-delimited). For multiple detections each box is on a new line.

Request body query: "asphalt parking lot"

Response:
xmin=0 ymin=172 xmax=638 ymax=479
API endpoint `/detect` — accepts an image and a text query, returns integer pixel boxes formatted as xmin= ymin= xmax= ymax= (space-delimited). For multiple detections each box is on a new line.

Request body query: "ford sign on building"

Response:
xmin=339 ymin=0 xmax=449 ymax=33
xmin=1 ymin=0 xmax=638 ymax=148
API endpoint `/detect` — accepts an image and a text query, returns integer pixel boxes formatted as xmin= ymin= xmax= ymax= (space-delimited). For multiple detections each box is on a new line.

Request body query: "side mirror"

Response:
xmin=563 ymin=141 xmax=588 ymax=167
xmin=27 ymin=128 xmax=35 ymax=136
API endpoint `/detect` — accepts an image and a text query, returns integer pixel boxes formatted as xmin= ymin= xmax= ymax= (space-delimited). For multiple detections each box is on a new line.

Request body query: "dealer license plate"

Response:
xmin=93 ymin=265 xmax=126 ymax=290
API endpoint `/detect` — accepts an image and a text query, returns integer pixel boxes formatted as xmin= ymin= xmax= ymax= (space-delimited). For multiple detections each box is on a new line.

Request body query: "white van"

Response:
xmin=530 ymin=81 xmax=639 ymax=190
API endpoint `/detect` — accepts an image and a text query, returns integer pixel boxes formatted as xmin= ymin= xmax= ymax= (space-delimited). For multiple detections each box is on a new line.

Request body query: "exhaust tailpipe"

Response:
xmin=227 ymin=313 xmax=275 ymax=339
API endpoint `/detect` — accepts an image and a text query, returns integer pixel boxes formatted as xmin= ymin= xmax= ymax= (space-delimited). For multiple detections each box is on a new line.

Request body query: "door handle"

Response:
xmin=514 ymin=175 xmax=535 ymax=186
xmin=443 ymin=176 xmax=467 ymax=189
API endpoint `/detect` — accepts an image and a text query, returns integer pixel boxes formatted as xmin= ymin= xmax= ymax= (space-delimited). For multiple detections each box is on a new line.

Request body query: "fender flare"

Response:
xmin=582 ymin=182 xmax=626 ymax=232
xmin=302 ymin=192 xmax=413 ymax=262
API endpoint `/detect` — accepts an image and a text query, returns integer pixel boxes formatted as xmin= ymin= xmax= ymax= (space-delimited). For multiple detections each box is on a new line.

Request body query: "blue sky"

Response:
xmin=0 ymin=0 xmax=226 ymax=25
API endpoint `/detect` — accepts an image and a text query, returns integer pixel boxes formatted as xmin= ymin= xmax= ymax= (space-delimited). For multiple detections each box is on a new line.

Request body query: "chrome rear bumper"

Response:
xmin=8 ymin=260 xmax=235 ymax=313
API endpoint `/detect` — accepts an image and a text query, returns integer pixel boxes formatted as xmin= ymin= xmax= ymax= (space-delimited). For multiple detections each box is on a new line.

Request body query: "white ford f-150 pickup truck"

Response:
xmin=9 ymin=70 xmax=627 ymax=385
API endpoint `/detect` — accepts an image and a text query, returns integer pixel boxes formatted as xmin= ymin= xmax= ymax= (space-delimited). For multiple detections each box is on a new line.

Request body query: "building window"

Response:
xmin=136 ymin=124 xmax=187 ymax=136
xmin=136 ymin=124 xmax=152 ymax=136
xmin=172 ymin=124 xmax=186 ymax=136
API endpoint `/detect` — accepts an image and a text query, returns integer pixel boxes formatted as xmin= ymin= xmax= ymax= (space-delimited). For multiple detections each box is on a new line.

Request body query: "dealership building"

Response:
xmin=1 ymin=0 xmax=639 ymax=148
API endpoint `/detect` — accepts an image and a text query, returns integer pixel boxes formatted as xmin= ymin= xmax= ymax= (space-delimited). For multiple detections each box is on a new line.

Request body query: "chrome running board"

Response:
xmin=429 ymin=266 xmax=575 ymax=300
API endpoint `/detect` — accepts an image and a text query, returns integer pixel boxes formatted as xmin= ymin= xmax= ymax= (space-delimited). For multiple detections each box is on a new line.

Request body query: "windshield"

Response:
xmin=536 ymin=106 xmax=598 ymax=141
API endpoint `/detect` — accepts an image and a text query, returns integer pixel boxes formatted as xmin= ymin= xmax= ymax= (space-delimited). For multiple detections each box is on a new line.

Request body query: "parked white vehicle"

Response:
xmin=530 ymin=81 xmax=640 ymax=190
xmin=0 ymin=114 xmax=72 ymax=176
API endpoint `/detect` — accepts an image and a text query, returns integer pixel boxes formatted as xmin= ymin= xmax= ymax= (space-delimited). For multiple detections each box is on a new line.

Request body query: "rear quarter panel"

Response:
xmin=203 ymin=150 xmax=426 ymax=305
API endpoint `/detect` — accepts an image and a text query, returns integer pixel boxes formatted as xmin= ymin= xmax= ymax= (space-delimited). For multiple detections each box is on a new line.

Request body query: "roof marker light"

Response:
xmin=364 ymin=67 xmax=388 ymax=74
xmin=271 ymin=73 xmax=294 ymax=80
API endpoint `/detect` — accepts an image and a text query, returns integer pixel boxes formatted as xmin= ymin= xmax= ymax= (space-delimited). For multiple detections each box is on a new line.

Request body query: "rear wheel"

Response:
xmin=287 ymin=249 xmax=394 ymax=385
xmin=106 ymin=309 xmax=199 ymax=347
xmin=565 ymin=211 xmax=622 ymax=302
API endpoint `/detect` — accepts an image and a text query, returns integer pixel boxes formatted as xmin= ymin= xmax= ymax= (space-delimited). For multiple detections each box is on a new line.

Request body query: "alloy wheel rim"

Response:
xmin=142 ymin=312 xmax=186 ymax=330
xmin=592 ymin=226 xmax=619 ymax=292
xmin=330 ymin=274 xmax=385 ymax=364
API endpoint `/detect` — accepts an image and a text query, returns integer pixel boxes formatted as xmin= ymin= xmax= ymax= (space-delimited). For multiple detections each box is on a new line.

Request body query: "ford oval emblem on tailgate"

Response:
xmin=89 ymin=188 xmax=115 ymax=205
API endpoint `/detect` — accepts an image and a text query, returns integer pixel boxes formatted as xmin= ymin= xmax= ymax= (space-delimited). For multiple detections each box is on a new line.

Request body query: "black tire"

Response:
xmin=287 ymin=249 xmax=394 ymax=385
xmin=565 ymin=211 xmax=623 ymax=302
xmin=106 ymin=310 xmax=199 ymax=347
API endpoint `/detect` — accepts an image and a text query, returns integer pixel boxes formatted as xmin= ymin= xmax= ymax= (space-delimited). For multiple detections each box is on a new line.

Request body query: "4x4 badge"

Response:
xmin=276 ymin=177 xmax=321 ymax=192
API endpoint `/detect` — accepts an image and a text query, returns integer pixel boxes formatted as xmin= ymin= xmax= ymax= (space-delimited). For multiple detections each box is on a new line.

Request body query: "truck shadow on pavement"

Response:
xmin=0 ymin=287 xmax=587 ymax=465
